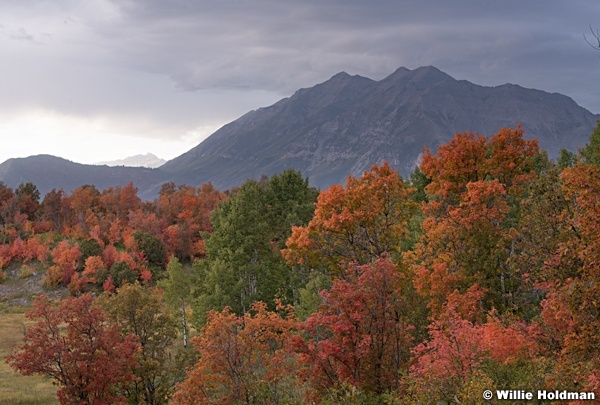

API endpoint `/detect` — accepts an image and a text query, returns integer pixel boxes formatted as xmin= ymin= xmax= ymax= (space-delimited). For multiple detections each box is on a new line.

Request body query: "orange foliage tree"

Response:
xmin=408 ymin=127 xmax=541 ymax=319
xmin=173 ymin=301 xmax=300 ymax=405
xmin=538 ymin=163 xmax=600 ymax=393
xmin=45 ymin=240 xmax=82 ymax=288
xmin=156 ymin=182 xmax=227 ymax=261
xmin=283 ymin=162 xmax=417 ymax=277
xmin=39 ymin=189 xmax=67 ymax=232
xmin=66 ymin=185 xmax=101 ymax=238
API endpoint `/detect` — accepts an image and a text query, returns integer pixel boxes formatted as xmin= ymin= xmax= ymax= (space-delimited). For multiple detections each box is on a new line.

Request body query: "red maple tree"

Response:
xmin=6 ymin=294 xmax=139 ymax=405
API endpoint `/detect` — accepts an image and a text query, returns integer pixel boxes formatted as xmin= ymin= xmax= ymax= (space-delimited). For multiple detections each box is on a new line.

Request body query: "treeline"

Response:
xmin=0 ymin=180 xmax=227 ymax=290
xmin=4 ymin=124 xmax=600 ymax=404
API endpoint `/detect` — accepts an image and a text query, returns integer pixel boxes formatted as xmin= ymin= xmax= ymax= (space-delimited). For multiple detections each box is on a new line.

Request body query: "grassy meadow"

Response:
xmin=0 ymin=306 xmax=58 ymax=405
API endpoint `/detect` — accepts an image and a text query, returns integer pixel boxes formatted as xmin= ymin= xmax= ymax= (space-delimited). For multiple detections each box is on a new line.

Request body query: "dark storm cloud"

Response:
xmin=0 ymin=0 xmax=598 ymax=156
xmin=89 ymin=0 xmax=599 ymax=111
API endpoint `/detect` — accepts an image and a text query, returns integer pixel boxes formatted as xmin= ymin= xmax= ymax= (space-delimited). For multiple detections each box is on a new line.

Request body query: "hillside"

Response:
xmin=0 ymin=155 xmax=165 ymax=199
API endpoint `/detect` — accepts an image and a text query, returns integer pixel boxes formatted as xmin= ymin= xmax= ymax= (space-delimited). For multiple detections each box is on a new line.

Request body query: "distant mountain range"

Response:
xmin=95 ymin=153 xmax=166 ymax=169
xmin=0 ymin=155 xmax=165 ymax=200
xmin=1 ymin=66 xmax=598 ymax=199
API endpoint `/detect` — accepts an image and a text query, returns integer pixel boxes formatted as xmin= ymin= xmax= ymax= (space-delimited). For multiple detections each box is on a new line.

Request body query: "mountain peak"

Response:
xmin=2 ymin=65 xmax=598 ymax=199
xmin=323 ymin=71 xmax=372 ymax=87
xmin=383 ymin=66 xmax=411 ymax=80
xmin=412 ymin=66 xmax=453 ymax=86
xmin=379 ymin=66 xmax=451 ymax=87
xmin=331 ymin=71 xmax=350 ymax=79
xmin=408 ymin=66 xmax=451 ymax=82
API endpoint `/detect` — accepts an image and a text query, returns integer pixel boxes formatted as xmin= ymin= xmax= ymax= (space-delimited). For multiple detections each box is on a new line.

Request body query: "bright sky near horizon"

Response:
xmin=1 ymin=0 xmax=599 ymax=165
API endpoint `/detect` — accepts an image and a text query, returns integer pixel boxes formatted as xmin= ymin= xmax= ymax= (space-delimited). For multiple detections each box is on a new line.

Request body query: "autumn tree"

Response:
xmin=536 ymin=162 xmax=600 ymax=393
xmin=0 ymin=182 xmax=14 ymax=225
xmin=6 ymin=294 xmax=139 ymax=405
xmin=409 ymin=127 xmax=542 ymax=319
xmin=0 ymin=183 xmax=17 ymax=248
xmin=156 ymin=182 xmax=226 ymax=261
xmin=40 ymin=189 xmax=67 ymax=231
xmin=283 ymin=162 xmax=417 ymax=278
xmin=97 ymin=283 xmax=181 ymax=405
xmin=81 ymin=255 xmax=106 ymax=285
xmin=67 ymin=185 xmax=101 ymax=237
xmin=45 ymin=240 xmax=82 ymax=288
xmin=15 ymin=182 xmax=40 ymax=221
xmin=294 ymin=258 xmax=414 ymax=400
xmin=173 ymin=301 xmax=300 ymax=405
xmin=408 ymin=313 xmax=543 ymax=403
xmin=99 ymin=182 xmax=141 ymax=224
xmin=128 ymin=207 xmax=162 ymax=237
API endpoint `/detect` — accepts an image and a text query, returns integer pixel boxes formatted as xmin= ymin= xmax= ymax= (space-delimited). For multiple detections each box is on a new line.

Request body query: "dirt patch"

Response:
xmin=0 ymin=263 xmax=68 ymax=307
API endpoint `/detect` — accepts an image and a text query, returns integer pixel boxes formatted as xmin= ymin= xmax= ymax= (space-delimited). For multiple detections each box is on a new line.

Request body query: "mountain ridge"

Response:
xmin=160 ymin=65 xmax=597 ymax=189
xmin=0 ymin=155 xmax=165 ymax=200
xmin=1 ymin=66 xmax=598 ymax=198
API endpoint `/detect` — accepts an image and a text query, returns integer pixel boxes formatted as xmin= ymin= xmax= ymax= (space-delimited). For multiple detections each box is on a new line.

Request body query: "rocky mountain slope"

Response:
xmin=1 ymin=66 xmax=598 ymax=197
xmin=160 ymin=66 xmax=599 ymax=189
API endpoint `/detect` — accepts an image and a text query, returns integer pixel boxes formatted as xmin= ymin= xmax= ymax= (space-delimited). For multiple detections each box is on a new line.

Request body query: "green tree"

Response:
xmin=134 ymin=231 xmax=167 ymax=280
xmin=579 ymin=120 xmax=600 ymax=166
xmin=79 ymin=238 xmax=103 ymax=262
xmin=557 ymin=148 xmax=577 ymax=169
xmin=96 ymin=261 xmax=137 ymax=288
xmin=97 ymin=283 xmax=181 ymax=405
xmin=194 ymin=170 xmax=317 ymax=323
xmin=159 ymin=256 xmax=192 ymax=347
xmin=408 ymin=165 xmax=430 ymax=203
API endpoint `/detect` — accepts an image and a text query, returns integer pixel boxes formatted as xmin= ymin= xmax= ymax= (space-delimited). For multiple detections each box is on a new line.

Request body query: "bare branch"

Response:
xmin=584 ymin=25 xmax=600 ymax=50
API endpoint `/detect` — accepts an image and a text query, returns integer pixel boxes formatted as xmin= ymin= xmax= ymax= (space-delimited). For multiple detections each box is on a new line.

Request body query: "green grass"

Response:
xmin=0 ymin=309 xmax=59 ymax=405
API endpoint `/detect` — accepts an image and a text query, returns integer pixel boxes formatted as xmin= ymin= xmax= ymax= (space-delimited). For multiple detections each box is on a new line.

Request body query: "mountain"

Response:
xmin=160 ymin=66 xmax=599 ymax=189
xmin=0 ymin=155 xmax=165 ymax=200
xmin=0 ymin=66 xmax=598 ymax=197
xmin=95 ymin=153 xmax=166 ymax=168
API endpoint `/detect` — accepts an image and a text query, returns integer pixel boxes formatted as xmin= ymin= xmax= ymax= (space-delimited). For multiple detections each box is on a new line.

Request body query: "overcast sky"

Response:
xmin=1 ymin=0 xmax=599 ymax=165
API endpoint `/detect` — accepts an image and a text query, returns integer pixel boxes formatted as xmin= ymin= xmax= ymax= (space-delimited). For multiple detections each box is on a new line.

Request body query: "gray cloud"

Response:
xmin=103 ymin=0 xmax=600 ymax=108
xmin=0 ymin=0 xmax=598 ymax=163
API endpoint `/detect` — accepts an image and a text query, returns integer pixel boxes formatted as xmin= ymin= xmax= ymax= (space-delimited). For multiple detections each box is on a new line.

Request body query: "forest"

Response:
xmin=2 ymin=124 xmax=600 ymax=404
